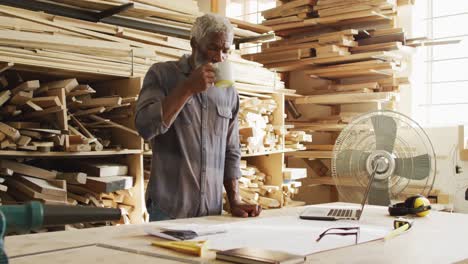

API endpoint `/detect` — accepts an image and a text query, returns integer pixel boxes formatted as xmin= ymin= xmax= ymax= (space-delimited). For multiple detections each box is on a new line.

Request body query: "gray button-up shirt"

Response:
xmin=135 ymin=55 xmax=241 ymax=219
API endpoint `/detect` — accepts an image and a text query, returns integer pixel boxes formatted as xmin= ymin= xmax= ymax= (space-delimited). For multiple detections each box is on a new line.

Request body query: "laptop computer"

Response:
xmin=299 ymin=170 xmax=376 ymax=221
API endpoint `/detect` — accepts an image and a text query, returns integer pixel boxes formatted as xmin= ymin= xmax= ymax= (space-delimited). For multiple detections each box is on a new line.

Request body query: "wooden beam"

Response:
xmin=295 ymin=92 xmax=396 ymax=105
xmin=0 ymin=62 xmax=13 ymax=73
xmin=88 ymin=115 xmax=139 ymax=136
xmin=0 ymin=160 xmax=57 ymax=180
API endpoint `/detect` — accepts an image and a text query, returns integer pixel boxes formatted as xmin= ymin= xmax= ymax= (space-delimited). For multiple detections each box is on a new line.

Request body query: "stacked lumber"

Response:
xmin=0 ymin=73 xmax=137 ymax=152
xmin=284 ymin=130 xmax=312 ymax=150
xmin=261 ymin=0 xmax=396 ymax=35
xmin=0 ymin=4 xmax=283 ymax=93
xmin=238 ymin=97 xmax=282 ymax=154
xmin=41 ymin=0 xmax=270 ymax=38
xmin=0 ymin=76 xmax=69 ymax=152
xmin=243 ymin=29 xmax=358 ymax=65
xmin=236 ymin=160 xmax=281 ymax=209
xmin=282 ymin=167 xmax=306 ymax=206
xmin=0 ymin=158 xmax=135 ymax=225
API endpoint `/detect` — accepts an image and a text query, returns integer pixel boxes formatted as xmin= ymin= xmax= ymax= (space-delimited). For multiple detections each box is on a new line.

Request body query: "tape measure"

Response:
xmin=393 ymin=217 xmax=414 ymax=229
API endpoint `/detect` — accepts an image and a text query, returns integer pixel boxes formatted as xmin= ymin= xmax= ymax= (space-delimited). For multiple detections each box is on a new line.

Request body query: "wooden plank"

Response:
xmin=0 ymin=122 xmax=20 ymax=141
xmin=30 ymin=96 xmax=62 ymax=108
xmin=16 ymin=176 xmax=67 ymax=197
xmin=24 ymin=101 xmax=43 ymax=111
xmin=0 ymin=62 xmax=13 ymax=73
xmin=295 ymin=92 xmax=395 ymax=105
xmin=332 ymin=82 xmax=379 ymax=92
xmin=80 ymin=97 xmax=122 ymax=108
xmin=88 ymin=115 xmax=139 ymax=136
xmin=351 ymin=42 xmax=402 ymax=53
xmin=75 ymin=161 xmax=128 ymax=177
xmin=262 ymin=16 xmax=303 ymax=26
xmin=57 ymin=172 xmax=87 ymax=184
xmin=229 ymin=17 xmax=272 ymax=33
xmin=262 ymin=0 xmax=317 ymax=18
xmin=0 ymin=90 xmax=11 ymax=107
xmin=67 ymin=192 xmax=90 ymax=204
xmin=10 ymin=80 xmax=40 ymax=94
xmin=17 ymin=136 xmax=32 ymax=146
xmin=84 ymin=176 xmax=133 ymax=193
xmin=5 ymin=178 xmax=66 ymax=202
xmin=41 ymin=78 xmax=79 ymax=93
xmin=21 ymin=105 xmax=65 ymax=119
xmin=0 ymin=6 xmax=156 ymax=57
xmin=73 ymin=106 xmax=106 ymax=117
xmin=22 ymin=128 xmax=62 ymax=135
xmin=10 ymin=91 xmax=33 ymax=105
xmin=0 ymin=159 xmax=56 ymax=180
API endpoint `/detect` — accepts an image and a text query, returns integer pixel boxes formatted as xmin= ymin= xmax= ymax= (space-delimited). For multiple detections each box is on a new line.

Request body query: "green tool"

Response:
xmin=0 ymin=201 xmax=121 ymax=264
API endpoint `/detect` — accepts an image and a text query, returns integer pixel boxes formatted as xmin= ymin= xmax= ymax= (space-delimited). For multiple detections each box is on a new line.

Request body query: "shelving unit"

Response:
xmin=241 ymin=0 xmax=418 ymax=205
xmin=0 ymin=64 xmax=146 ymax=224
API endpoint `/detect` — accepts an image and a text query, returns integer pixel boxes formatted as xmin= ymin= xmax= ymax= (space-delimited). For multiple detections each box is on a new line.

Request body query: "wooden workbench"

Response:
xmin=6 ymin=204 xmax=468 ymax=264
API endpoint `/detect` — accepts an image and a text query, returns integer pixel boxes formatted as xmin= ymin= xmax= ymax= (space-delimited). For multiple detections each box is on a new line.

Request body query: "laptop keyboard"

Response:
xmin=327 ymin=208 xmax=354 ymax=218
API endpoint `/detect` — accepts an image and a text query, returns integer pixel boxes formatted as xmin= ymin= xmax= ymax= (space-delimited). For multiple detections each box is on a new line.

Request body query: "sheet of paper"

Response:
xmin=196 ymin=216 xmax=391 ymax=256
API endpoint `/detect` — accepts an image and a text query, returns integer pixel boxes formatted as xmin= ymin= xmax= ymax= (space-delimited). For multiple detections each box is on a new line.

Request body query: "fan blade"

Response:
xmin=368 ymin=180 xmax=390 ymax=206
xmin=371 ymin=115 xmax=397 ymax=153
xmin=335 ymin=150 xmax=370 ymax=176
xmin=394 ymin=154 xmax=431 ymax=180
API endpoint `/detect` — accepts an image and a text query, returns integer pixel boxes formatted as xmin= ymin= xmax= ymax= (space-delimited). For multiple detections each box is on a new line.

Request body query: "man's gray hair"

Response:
xmin=191 ymin=14 xmax=234 ymax=44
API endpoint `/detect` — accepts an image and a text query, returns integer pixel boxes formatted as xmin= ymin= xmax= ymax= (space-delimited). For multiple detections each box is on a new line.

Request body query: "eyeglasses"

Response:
xmin=316 ymin=227 xmax=360 ymax=245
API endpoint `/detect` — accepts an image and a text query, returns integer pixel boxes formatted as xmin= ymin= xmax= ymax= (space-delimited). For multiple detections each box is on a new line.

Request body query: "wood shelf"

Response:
xmin=285 ymin=150 xmax=333 ymax=159
xmin=143 ymin=148 xmax=306 ymax=158
xmin=242 ymin=148 xmax=306 ymax=157
xmin=0 ymin=149 xmax=142 ymax=157
xmin=287 ymin=122 xmax=347 ymax=132
xmin=295 ymin=92 xmax=396 ymax=105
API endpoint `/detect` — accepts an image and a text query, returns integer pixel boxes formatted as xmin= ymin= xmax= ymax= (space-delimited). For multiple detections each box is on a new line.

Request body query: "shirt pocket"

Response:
xmin=215 ymin=105 xmax=232 ymax=136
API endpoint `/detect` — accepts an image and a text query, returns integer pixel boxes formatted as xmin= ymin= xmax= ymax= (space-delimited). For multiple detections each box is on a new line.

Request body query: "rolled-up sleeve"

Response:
xmin=135 ymin=66 xmax=170 ymax=141
xmin=224 ymin=92 xmax=241 ymax=181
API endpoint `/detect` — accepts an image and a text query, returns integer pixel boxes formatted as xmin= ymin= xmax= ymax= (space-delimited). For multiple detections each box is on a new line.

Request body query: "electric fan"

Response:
xmin=332 ymin=110 xmax=436 ymax=206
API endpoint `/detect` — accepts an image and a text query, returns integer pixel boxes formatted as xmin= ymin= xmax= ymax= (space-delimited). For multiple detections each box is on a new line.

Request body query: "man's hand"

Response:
xmin=231 ymin=202 xmax=262 ymax=218
xmin=185 ymin=63 xmax=215 ymax=94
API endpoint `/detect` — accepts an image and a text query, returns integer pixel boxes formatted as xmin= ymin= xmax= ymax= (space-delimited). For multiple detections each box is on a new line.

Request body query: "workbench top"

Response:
xmin=6 ymin=204 xmax=468 ymax=264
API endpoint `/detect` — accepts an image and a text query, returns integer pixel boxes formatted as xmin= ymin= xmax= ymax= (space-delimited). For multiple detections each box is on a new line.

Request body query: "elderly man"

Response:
xmin=135 ymin=14 xmax=262 ymax=221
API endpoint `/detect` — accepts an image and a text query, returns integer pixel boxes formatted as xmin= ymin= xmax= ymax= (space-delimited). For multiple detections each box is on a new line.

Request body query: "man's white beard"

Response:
xmin=193 ymin=50 xmax=208 ymax=69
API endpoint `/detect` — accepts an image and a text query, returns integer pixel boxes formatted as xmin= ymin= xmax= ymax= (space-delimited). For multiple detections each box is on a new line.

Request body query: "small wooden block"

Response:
xmin=85 ymin=176 xmax=133 ymax=193
xmin=10 ymin=91 xmax=33 ymax=105
xmin=11 ymin=80 xmax=40 ymax=94
xmin=57 ymin=172 xmax=87 ymax=184
xmin=24 ymin=101 xmax=43 ymax=111
xmin=0 ymin=122 xmax=20 ymax=141
xmin=77 ymin=162 xmax=128 ymax=177
xmin=0 ymin=90 xmax=11 ymax=107
xmin=42 ymin=78 xmax=79 ymax=93
xmin=68 ymin=144 xmax=92 ymax=152
xmin=30 ymin=96 xmax=62 ymax=108
xmin=17 ymin=135 xmax=32 ymax=146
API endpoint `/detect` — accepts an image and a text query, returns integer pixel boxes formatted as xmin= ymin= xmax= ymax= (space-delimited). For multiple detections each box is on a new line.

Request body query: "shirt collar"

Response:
xmin=177 ymin=54 xmax=193 ymax=75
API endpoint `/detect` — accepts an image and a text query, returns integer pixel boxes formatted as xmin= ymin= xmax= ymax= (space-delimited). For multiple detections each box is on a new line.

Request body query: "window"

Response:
xmin=411 ymin=0 xmax=468 ymax=126
xmin=226 ymin=0 xmax=276 ymax=24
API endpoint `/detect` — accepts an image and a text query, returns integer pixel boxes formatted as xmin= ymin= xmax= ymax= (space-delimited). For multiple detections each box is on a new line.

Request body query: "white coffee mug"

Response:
xmin=213 ymin=61 xmax=234 ymax=89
